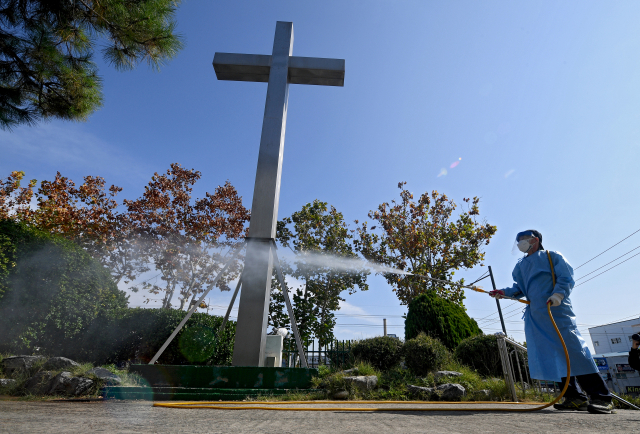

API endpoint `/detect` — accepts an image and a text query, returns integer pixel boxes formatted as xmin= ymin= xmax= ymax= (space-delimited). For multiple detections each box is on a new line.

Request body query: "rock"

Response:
xmin=87 ymin=367 xmax=121 ymax=385
xmin=434 ymin=371 xmax=463 ymax=379
xmin=332 ymin=389 xmax=349 ymax=400
xmin=343 ymin=375 xmax=378 ymax=392
xmin=2 ymin=356 xmax=46 ymax=377
xmin=42 ymin=357 xmax=80 ymax=371
xmin=472 ymin=389 xmax=491 ymax=399
xmin=0 ymin=379 xmax=16 ymax=387
xmin=436 ymin=383 xmax=466 ymax=401
xmin=342 ymin=368 xmax=358 ymax=375
xmin=24 ymin=371 xmax=55 ymax=395
xmin=48 ymin=372 xmax=94 ymax=396
xmin=407 ymin=385 xmax=434 ymax=396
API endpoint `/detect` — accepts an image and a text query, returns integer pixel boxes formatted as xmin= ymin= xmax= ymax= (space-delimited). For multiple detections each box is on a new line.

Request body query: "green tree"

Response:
xmin=1 ymin=0 xmax=183 ymax=130
xmin=355 ymin=182 xmax=496 ymax=306
xmin=0 ymin=219 xmax=128 ymax=354
xmin=405 ymin=291 xmax=482 ymax=350
xmin=269 ymin=200 xmax=368 ymax=351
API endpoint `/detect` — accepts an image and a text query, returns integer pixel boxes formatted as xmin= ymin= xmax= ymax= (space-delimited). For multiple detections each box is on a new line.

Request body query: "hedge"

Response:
xmin=405 ymin=290 xmax=482 ymax=350
xmin=403 ymin=333 xmax=450 ymax=376
xmin=69 ymin=307 xmax=236 ymax=366
xmin=350 ymin=336 xmax=403 ymax=371
xmin=455 ymin=334 xmax=527 ymax=378
xmin=0 ymin=219 xmax=128 ymax=354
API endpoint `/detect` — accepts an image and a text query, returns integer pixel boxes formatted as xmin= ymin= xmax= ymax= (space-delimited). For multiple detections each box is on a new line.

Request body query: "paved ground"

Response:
xmin=1 ymin=400 xmax=639 ymax=433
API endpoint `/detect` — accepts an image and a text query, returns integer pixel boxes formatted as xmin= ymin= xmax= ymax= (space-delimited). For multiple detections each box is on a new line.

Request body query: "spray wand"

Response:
xmin=409 ymin=273 xmax=529 ymax=305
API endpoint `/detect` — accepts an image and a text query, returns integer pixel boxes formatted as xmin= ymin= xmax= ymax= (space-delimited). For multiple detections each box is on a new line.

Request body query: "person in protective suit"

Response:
xmin=630 ymin=334 xmax=640 ymax=372
xmin=489 ymin=230 xmax=614 ymax=414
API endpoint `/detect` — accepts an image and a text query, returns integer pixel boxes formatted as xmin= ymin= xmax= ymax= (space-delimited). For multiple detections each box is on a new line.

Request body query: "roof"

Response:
xmin=593 ymin=352 xmax=631 ymax=358
xmin=587 ymin=317 xmax=640 ymax=330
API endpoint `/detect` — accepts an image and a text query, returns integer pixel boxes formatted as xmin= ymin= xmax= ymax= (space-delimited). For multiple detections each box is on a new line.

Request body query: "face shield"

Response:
xmin=511 ymin=230 xmax=539 ymax=255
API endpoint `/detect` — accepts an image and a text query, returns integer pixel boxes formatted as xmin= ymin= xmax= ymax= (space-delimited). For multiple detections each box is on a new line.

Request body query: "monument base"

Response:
xmin=102 ymin=365 xmax=319 ymax=401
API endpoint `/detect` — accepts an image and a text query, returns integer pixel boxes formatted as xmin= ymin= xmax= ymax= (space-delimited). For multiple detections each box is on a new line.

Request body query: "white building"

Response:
xmin=588 ymin=317 xmax=640 ymax=396
xmin=588 ymin=317 xmax=640 ymax=354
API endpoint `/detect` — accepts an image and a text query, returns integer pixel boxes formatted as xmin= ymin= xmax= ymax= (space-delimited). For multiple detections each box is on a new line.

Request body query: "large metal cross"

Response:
xmin=213 ymin=21 xmax=345 ymax=367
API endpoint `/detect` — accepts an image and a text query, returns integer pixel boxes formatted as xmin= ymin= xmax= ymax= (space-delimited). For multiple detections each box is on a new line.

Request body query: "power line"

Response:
xmin=574 ymin=228 xmax=640 ymax=270
xmin=575 ymin=244 xmax=640 ymax=281
xmin=575 ymin=251 xmax=640 ymax=287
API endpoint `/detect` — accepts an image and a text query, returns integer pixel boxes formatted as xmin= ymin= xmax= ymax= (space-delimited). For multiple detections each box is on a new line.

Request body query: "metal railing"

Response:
xmin=496 ymin=333 xmax=549 ymax=402
xmin=283 ymin=339 xmax=352 ymax=368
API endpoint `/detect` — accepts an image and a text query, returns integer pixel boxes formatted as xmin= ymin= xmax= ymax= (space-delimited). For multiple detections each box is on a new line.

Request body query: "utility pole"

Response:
xmin=383 ymin=318 xmax=387 ymax=337
xmin=488 ymin=266 xmax=508 ymax=335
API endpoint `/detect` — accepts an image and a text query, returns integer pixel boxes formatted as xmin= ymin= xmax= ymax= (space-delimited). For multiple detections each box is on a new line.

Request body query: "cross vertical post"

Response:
xmin=213 ymin=21 xmax=344 ymax=367
xmin=229 ymin=21 xmax=293 ymax=367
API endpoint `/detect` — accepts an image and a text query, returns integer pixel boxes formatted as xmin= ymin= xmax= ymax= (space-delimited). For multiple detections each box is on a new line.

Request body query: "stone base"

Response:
xmin=129 ymin=365 xmax=318 ymax=390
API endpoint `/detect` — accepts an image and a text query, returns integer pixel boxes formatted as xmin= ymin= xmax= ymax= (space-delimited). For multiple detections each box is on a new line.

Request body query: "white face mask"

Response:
xmin=517 ymin=239 xmax=532 ymax=253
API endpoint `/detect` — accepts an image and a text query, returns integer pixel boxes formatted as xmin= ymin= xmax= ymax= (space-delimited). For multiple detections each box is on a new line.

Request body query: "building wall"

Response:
xmin=588 ymin=318 xmax=640 ymax=354
xmin=595 ymin=353 xmax=640 ymax=396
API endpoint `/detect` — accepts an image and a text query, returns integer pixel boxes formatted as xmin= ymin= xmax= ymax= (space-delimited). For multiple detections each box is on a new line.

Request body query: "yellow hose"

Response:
xmin=154 ymin=302 xmax=571 ymax=412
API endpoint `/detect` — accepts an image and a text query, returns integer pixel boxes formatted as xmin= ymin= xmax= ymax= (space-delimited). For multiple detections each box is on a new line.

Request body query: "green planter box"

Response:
xmin=129 ymin=365 xmax=318 ymax=389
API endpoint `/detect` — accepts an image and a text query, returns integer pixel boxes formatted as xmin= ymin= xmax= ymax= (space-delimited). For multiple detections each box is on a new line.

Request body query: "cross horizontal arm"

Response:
xmin=213 ymin=53 xmax=345 ymax=86
xmin=288 ymin=56 xmax=344 ymax=86
xmin=213 ymin=53 xmax=272 ymax=82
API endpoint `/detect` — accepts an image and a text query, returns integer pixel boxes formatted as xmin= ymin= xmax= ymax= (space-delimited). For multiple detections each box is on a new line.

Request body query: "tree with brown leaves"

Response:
xmin=354 ymin=182 xmax=496 ymax=307
xmin=125 ymin=164 xmax=250 ymax=309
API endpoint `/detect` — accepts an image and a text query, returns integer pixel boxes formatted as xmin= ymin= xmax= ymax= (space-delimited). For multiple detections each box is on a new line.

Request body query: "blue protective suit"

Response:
xmin=501 ymin=250 xmax=598 ymax=382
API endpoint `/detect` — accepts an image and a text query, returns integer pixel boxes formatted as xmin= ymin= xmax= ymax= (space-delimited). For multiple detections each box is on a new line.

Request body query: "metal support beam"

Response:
xmin=271 ymin=242 xmax=308 ymax=368
xmin=489 ymin=266 xmax=508 ymax=336
xmin=149 ymin=243 xmax=245 ymax=365
xmin=217 ymin=270 xmax=244 ymax=338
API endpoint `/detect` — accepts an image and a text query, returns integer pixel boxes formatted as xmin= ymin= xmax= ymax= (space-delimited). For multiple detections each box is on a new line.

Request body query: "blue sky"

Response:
xmin=2 ymin=1 xmax=640 ymax=349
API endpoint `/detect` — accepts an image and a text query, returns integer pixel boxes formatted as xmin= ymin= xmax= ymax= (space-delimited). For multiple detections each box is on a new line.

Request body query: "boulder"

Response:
xmin=341 ymin=368 xmax=358 ymax=375
xmin=48 ymin=372 xmax=94 ymax=396
xmin=87 ymin=367 xmax=121 ymax=385
xmin=434 ymin=371 xmax=463 ymax=379
xmin=343 ymin=375 xmax=378 ymax=392
xmin=0 ymin=379 xmax=16 ymax=387
xmin=43 ymin=357 xmax=80 ymax=371
xmin=407 ymin=385 xmax=434 ymax=397
xmin=332 ymin=389 xmax=349 ymax=400
xmin=472 ymin=389 xmax=491 ymax=400
xmin=24 ymin=371 xmax=55 ymax=395
xmin=2 ymin=356 xmax=46 ymax=377
xmin=436 ymin=383 xmax=466 ymax=400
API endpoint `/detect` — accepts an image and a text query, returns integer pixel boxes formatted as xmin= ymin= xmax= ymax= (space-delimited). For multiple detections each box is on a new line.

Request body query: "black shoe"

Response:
xmin=553 ymin=397 xmax=588 ymax=411
xmin=587 ymin=400 xmax=616 ymax=414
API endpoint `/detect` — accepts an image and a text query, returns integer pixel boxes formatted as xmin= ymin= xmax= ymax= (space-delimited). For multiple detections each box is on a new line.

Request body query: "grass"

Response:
xmin=304 ymin=357 xmax=559 ymax=403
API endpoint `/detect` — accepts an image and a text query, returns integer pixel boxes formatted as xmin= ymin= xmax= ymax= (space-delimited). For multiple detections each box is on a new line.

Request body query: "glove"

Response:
xmin=547 ymin=293 xmax=564 ymax=307
xmin=489 ymin=290 xmax=505 ymax=299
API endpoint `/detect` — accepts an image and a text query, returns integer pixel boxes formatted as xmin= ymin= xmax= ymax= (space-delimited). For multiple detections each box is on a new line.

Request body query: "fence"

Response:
xmin=283 ymin=339 xmax=353 ymax=368
xmin=496 ymin=333 xmax=552 ymax=401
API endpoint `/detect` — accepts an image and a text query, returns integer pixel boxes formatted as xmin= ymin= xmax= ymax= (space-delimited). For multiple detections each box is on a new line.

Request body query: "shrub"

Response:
xmin=70 ymin=307 xmax=236 ymax=366
xmin=455 ymin=334 xmax=527 ymax=378
xmin=350 ymin=336 xmax=403 ymax=371
xmin=403 ymin=333 xmax=450 ymax=376
xmin=0 ymin=220 xmax=128 ymax=354
xmin=405 ymin=291 xmax=482 ymax=350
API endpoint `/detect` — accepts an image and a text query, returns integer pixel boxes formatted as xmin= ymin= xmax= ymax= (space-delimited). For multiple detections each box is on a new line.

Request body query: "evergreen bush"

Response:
xmin=404 ymin=291 xmax=482 ymax=350
xmin=403 ymin=333 xmax=450 ymax=376
xmin=0 ymin=219 xmax=128 ymax=354
xmin=455 ymin=334 xmax=527 ymax=378
xmin=350 ymin=336 xmax=403 ymax=371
